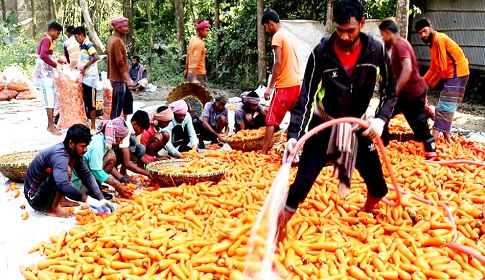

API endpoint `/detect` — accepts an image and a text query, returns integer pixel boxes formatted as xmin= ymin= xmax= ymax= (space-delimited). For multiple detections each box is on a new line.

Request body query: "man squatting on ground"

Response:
xmin=24 ymin=124 xmax=115 ymax=218
xmin=276 ymin=0 xmax=398 ymax=241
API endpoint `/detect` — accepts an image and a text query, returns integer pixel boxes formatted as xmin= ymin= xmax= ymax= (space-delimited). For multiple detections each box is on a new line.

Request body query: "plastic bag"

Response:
xmin=16 ymin=88 xmax=39 ymax=100
xmin=101 ymin=72 xmax=112 ymax=120
xmin=54 ymin=70 xmax=88 ymax=129
xmin=3 ymin=66 xmax=30 ymax=91
xmin=0 ymin=89 xmax=18 ymax=101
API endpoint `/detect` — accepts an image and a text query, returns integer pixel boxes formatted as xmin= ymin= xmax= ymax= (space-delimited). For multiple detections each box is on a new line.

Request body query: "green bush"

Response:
xmin=0 ymin=38 xmax=38 ymax=79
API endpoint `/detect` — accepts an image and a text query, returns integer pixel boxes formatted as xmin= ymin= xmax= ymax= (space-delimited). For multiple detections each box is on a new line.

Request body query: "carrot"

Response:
xmin=21 ymin=212 xmax=29 ymax=220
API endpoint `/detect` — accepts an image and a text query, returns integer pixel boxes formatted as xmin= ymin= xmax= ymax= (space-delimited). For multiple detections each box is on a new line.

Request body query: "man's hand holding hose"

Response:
xmin=362 ymin=117 xmax=386 ymax=139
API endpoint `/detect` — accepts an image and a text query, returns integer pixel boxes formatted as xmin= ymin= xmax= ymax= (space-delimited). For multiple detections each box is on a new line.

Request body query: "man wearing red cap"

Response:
xmin=185 ymin=20 xmax=211 ymax=87
xmin=108 ymin=17 xmax=136 ymax=119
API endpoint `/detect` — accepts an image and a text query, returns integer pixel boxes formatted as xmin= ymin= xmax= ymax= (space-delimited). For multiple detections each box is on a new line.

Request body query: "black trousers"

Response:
xmin=110 ymin=82 xmax=126 ymax=119
xmin=382 ymin=93 xmax=434 ymax=147
xmin=286 ymin=116 xmax=389 ymax=211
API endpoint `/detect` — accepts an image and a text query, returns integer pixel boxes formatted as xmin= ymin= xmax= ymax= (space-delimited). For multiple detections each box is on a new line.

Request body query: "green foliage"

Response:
xmin=0 ymin=37 xmax=38 ymax=79
xmin=361 ymin=0 xmax=398 ymax=19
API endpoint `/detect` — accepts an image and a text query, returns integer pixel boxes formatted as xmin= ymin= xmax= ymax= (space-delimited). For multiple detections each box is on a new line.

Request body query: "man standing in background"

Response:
xmin=185 ymin=20 xmax=211 ymax=87
xmin=63 ymin=26 xmax=80 ymax=69
xmin=260 ymin=9 xmax=301 ymax=154
xmin=379 ymin=19 xmax=437 ymax=160
xmin=415 ymin=18 xmax=469 ymax=143
xmin=108 ymin=17 xmax=135 ymax=120
xmin=33 ymin=22 xmax=64 ymax=136
xmin=73 ymin=26 xmax=100 ymax=132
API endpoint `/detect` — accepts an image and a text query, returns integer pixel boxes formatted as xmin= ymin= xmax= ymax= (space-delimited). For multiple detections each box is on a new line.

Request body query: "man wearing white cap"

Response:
xmin=108 ymin=16 xmax=136 ymax=119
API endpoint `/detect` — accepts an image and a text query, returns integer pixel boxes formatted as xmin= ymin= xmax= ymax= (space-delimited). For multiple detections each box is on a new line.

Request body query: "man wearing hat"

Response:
xmin=162 ymin=100 xmax=199 ymax=158
xmin=108 ymin=17 xmax=136 ymax=119
xmin=234 ymin=91 xmax=266 ymax=132
xmin=141 ymin=106 xmax=175 ymax=160
xmin=193 ymin=92 xmax=229 ymax=149
xmin=71 ymin=117 xmax=133 ymax=199
xmin=186 ymin=20 xmax=211 ymax=87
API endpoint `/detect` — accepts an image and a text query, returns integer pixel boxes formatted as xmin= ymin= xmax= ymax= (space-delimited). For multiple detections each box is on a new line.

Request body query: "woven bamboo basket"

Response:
xmin=146 ymin=158 xmax=229 ymax=187
xmin=167 ymin=83 xmax=212 ymax=118
xmin=223 ymin=130 xmax=284 ymax=152
xmin=0 ymin=150 xmax=40 ymax=182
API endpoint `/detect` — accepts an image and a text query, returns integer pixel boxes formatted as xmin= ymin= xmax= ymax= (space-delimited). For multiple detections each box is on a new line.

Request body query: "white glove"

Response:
xmin=283 ymin=138 xmax=297 ymax=163
xmin=86 ymin=196 xmax=115 ymax=213
xmin=285 ymin=138 xmax=297 ymax=155
xmin=362 ymin=118 xmax=386 ymax=139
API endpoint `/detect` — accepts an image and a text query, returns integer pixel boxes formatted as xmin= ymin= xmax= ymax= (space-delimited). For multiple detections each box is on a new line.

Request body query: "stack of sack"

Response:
xmin=0 ymin=66 xmax=39 ymax=101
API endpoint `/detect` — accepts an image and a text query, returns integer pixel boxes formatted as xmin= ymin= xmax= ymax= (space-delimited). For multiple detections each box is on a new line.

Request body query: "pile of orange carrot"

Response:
xmin=20 ymin=136 xmax=485 ymax=279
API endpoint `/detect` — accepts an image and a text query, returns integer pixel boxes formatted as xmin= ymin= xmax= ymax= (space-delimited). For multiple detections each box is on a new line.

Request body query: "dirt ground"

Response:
xmin=136 ymin=84 xmax=485 ymax=134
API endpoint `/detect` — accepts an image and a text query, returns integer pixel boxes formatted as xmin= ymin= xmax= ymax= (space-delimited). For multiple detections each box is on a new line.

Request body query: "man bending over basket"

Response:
xmin=113 ymin=110 xmax=154 ymax=180
xmin=275 ymin=0 xmax=398 ymax=242
xmin=141 ymin=106 xmax=175 ymax=160
xmin=234 ymin=91 xmax=266 ymax=132
xmin=193 ymin=92 xmax=229 ymax=149
xmin=71 ymin=117 xmax=133 ymax=199
xmin=24 ymin=124 xmax=115 ymax=218
xmin=162 ymin=100 xmax=199 ymax=158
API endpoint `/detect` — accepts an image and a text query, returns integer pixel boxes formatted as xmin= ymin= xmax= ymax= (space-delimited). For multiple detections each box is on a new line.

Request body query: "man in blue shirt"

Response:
xmin=128 ymin=55 xmax=148 ymax=93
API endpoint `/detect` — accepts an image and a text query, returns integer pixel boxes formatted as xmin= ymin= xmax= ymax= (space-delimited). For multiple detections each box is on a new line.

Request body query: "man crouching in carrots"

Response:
xmin=24 ymin=124 xmax=115 ymax=218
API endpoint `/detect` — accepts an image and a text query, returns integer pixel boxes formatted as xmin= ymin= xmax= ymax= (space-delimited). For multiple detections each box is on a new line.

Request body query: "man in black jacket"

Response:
xmin=276 ymin=0 xmax=398 ymax=241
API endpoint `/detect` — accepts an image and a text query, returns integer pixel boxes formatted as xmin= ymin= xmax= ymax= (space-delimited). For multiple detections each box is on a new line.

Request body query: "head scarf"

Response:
xmin=169 ymin=100 xmax=188 ymax=115
xmin=111 ymin=17 xmax=129 ymax=30
xmin=97 ymin=117 xmax=129 ymax=150
xmin=214 ymin=91 xmax=229 ymax=105
xmin=194 ymin=20 xmax=211 ymax=30
xmin=241 ymin=91 xmax=260 ymax=105
xmin=151 ymin=107 xmax=174 ymax=126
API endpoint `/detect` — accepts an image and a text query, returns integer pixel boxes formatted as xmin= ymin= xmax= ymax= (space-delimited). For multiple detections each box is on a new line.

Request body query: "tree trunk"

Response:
xmin=396 ymin=0 xmax=410 ymax=39
xmin=324 ymin=0 xmax=333 ymax=35
xmin=146 ymin=0 xmax=153 ymax=64
xmin=79 ymin=0 xmax=106 ymax=53
xmin=30 ymin=0 xmax=36 ymax=38
xmin=174 ymin=0 xmax=185 ymax=60
xmin=47 ymin=0 xmax=52 ymax=20
xmin=51 ymin=0 xmax=56 ymax=20
xmin=256 ymin=0 xmax=266 ymax=85
xmin=123 ymin=0 xmax=134 ymax=51
xmin=214 ymin=0 xmax=221 ymax=74
xmin=1 ymin=0 xmax=6 ymax=21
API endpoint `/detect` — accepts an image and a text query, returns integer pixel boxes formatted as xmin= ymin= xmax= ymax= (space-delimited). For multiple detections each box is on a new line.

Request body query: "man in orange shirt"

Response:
xmin=186 ymin=20 xmax=210 ymax=87
xmin=108 ymin=17 xmax=136 ymax=120
xmin=415 ymin=18 xmax=469 ymax=143
xmin=261 ymin=9 xmax=301 ymax=154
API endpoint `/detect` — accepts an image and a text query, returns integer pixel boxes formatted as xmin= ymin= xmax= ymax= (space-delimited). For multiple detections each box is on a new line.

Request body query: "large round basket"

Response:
xmin=146 ymin=158 xmax=229 ymax=187
xmin=167 ymin=83 xmax=212 ymax=118
xmin=223 ymin=130 xmax=284 ymax=152
xmin=0 ymin=150 xmax=40 ymax=182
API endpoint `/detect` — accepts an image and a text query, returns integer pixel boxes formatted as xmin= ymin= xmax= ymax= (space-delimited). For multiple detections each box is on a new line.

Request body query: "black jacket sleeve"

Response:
xmin=374 ymin=46 xmax=398 ymax=123
xmin=287 ymin=49 xmax=324 ymax=140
